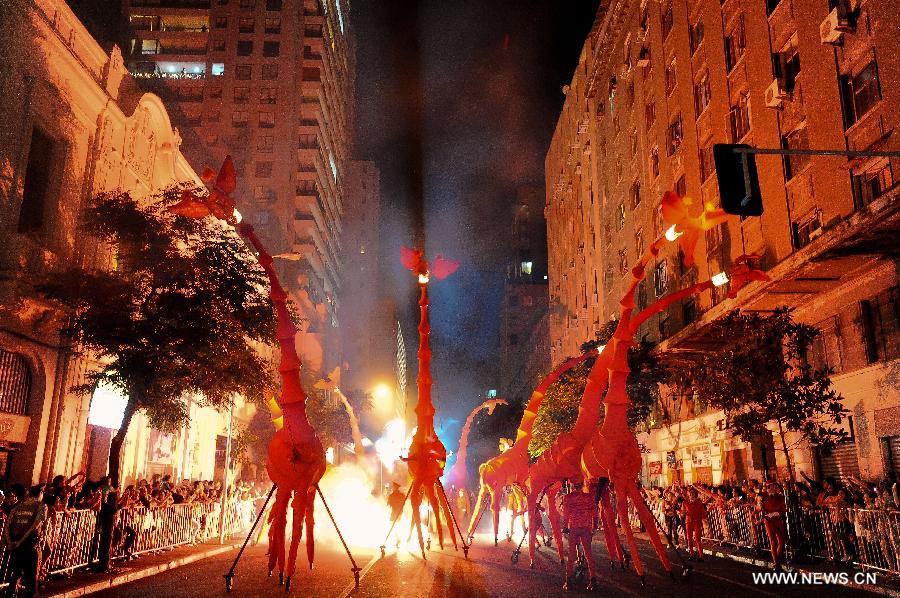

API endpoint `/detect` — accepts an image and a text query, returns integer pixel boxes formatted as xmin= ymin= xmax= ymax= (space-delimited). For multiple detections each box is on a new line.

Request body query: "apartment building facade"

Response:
xmin=547 ymin=0 xmax=898 ymax=484
xmin=122 ymin=0 xmax=357 ymax=376
xmin=0 ymin=0 xmax=259 ymax=486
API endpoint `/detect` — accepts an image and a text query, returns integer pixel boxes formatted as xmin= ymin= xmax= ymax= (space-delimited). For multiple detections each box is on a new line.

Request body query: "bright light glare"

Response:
xmin=373 ymin=384 xmax=392 ymax=402
xmin=233 ymin=209 xmax=242 ymax=223
xmin=375 ymin=418 xmax=407 ymax=472
xmin=665 ymin=224 xmax=683 ymax=242
xmin=418 ymin=273 xmax=430 ymax=284
xmin=712 ymin=272 xmax=730 ymax=287
xmin=89 ymin=382 xmax=128 ymax=429
xmin=595 ymin=344 xmax=606 ymax=355
xmin=325 ymin=447 xmax=335 ymax=464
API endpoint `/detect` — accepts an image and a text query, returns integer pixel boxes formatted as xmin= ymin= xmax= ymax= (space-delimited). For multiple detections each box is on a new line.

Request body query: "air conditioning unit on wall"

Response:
xmin=765 ymin=78 xmax=788 ymax=109
xmin=820 ymin=7 xmax=855 ymax=45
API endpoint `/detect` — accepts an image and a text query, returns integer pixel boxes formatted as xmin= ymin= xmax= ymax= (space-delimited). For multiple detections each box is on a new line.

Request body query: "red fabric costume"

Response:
xmin=761 ymin=490 xmax=787 ymax=568
xmin=682 ymin=498 xmax=707 ymax=558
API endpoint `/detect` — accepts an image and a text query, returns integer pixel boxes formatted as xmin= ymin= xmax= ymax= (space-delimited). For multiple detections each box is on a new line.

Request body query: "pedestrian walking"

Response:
xmin=682 ymin=487 xmax=707 ymax=561
xmin=760 ymin=482 xmax=787 ymax=571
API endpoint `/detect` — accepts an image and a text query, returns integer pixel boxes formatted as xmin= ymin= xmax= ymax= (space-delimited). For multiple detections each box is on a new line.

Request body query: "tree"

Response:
xmin=37 ymin=187 xmax=276 ymax=484
xmin=688 ymin=308 xmax=848 ymax=481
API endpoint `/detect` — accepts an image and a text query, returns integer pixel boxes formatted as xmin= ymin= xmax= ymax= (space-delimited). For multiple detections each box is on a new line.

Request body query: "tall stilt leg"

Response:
xmin=628 ymin=485 xmax=672 ymax=573
xmin=285 ymin=491 xmax=307 ymax=590
xmin=316 ymin=485 xmax=362 ymax=587
xmin=437 ymin=482 xmax=468 ymax=557
xmin=612 ymin=482 xmax=645 ymax=580
xmin=410 ymin=482 xmax=427 ymax=560
xmin=224 ymin=484 xmax=277 ymax=592
xmin=304 ymin=489 xmax=316 ymax=569
xmin=527 ymin=490 xmax=539 ymax=566
xmin=424 ymin=484 xmax=445 ymax=550
xmin=545 ymin=484 xmax=566 ymax=564
xmin=490 ymin=488 xmax=502 ymax=546
xmin=467 ymin=482 xmax=489 ymax=538
xmin=379 ymin=487 xmax=412 ymax=557
xmin=435 ymin=484 xmax=458 ymax=551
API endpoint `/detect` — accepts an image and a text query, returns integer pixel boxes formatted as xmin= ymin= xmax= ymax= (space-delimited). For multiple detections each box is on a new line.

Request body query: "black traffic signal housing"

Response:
xmin=714 ymin=143 xmax=763 ymax=217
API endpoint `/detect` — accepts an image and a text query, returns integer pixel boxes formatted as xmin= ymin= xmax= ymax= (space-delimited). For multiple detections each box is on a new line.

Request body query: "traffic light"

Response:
xmin=714 ymin=143 xmax=763 ymax=217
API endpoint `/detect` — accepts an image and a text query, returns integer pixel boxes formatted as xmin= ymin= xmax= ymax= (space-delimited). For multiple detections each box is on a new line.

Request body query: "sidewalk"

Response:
xmin=44 ymin=539 xmax=243 ymax=598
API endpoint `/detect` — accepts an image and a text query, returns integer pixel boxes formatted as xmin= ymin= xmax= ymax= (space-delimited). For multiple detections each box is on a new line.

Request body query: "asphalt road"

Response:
xmin=92 ymin=533 xmax=886 ymax=597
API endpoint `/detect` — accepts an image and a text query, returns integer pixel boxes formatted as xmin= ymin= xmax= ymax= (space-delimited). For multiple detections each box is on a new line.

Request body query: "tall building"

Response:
xmin=547 ymin=0 xmax=898 ymax=484
xmin=499 ymin=187 xmax=551 ymax=404
xmin=0 ymin=0 xmax=256 ymax=485
xmin=121 ymin=0 xmax=357 ymax=376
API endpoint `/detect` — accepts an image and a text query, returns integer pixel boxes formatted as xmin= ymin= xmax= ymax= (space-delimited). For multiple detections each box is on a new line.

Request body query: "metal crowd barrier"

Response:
xmin=631 ymin=495 xmax=900 ymax=577
xmin=0 ymin=496 xmax=266 ymax=590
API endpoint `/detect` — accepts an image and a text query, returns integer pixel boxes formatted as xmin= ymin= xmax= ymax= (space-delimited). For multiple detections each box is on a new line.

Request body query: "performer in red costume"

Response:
xmin=561 ymin=480 xmax=598 ymax=591
xmin=681 ymin=487 xmax=707 ymax=561
xmin=760 ymin=482 xmax=788 ymax=571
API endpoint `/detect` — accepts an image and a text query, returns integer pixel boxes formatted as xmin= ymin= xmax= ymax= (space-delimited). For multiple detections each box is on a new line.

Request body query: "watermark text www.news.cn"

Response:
xmin=752 ymin=571 xmax=879 ymax=585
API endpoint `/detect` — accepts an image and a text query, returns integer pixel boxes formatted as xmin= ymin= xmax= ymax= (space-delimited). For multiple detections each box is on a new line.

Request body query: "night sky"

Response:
xmin=353 ymin=0 xmax=601 ymax=440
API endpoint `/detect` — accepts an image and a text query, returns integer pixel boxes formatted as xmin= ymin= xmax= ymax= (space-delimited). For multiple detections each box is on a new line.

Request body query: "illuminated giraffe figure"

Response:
xmin=169 ymin=157 xmax=327 ymax=592
xmin=521 ymin=191 xmax=743 ymax=573
xmin=467 ymin=351 xmax=595 ymax=556
xmin=446 ymin=398 xmax=508 ymax=490
xmin=399 ymin=247 xmax=465 ymax=559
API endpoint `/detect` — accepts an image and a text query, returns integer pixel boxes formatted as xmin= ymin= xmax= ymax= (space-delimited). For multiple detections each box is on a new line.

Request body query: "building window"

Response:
xmin=302 ymin=67 xmax=321 ymax=81
xmin=237 ymin=40 xmax=253 ymax=56
xmin=240 ymin=0 xmax=255 ymax=9
xmin=852 ymin=159 xmax=894 ymax=209
xmin=208 ymin=87 xmax=222 ymax=100
xmin=618 ymin=249 xmax=629 ymax=275
xmin=258 ymin=112 xmax=275 ymax=128
xmin=858 ymin=288 xmax=900 ymax=364
xmin=616 ymin=201 xmax=626 ymax=230
xmin=235 ymin=64 xmax=252 ymax=80
xmin=654 ymin=261 xmax=669 ymax=297
xmin=257 ymin=135 xmax=274 ymax=152
xmin=693 ymin=71 xmax=711 ymax=117
xmin=254 ymin=186 xmax=270 ymax=202
xmin=264 ymin=17 xmax=281 ymax=33
xmin=782 ymin=125 xmax=809 ymax=180
xmin=683 ymin=298 xmax=698 ymax=325
xmin=662 ymin=1 xmax=674 ymax=40
xmin=232 ymin=111 xmax=249 ymax=127
xmin=255 ymin=161 xmax=273 ymax=177
xmin=263 ymin=41 xmax=280 ymax=57
xmin=774 ymin=41 xmax=801 ymax=93
xmin=650 ymin=147 xmax=660 ymax=178
xmin=18 ymin=126 xmax=56 ymax=234
xmin=645 ymin=100 xmax=656 ymax=130
xmin=629 ymin=181 xmax=641 ymax=209
xmin=233 ymin=86 xmax=250 ymax=104
xmin=212 ymin=38 xmax=226 ymax=52
xmin=840 ymin=59 xmax=881 ymax=128
xmin=699 ymin=141 xmax=715 ymax=182
xmin=666 ymin=113 xmax=683 ymax=156
xmin=766 ymin=0 xmax=783 ymax=15
xmin=215 ymin=16 xmax=227 ymax=29
xmin=238 ymin=17 xmax=254 ymax=33
xmin=0 ymin=349 xmax=31 ymax=415
xmin=724 ymin=16 xmax=745 ymax=72
xmin=211 ymin=63 xmax=225 ymax=76
xmin=675 ymin=175 xmax=686 ymax=198
xmin=729 ymin=92 xmax=751 ymax=142
xmin=665 ymin=57 xmax=677 ymax=97
xmin=259 ymin=87 xmax=276 ymax=104
xmin=690 ymin=20 xmax=705 ymax=55
xmin=262 ymin=64 xmax=278 ymax=80
xmin=266 ymin=0 xmax=282 ymax=9
xmin=634 ymin=229 xmax=645 ymax=257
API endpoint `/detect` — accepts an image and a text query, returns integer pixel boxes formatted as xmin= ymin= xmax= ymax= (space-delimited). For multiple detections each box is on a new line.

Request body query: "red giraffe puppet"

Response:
xmin=579 ymin=192 xmax=768 ymax=582
xmin=446 ymin=398 xmax=508 ymax=490
xmin=399 ymin=247 xmax=464 ymax=559
xmin=169 ymin=157 xmax=327 ymax=591
xmin=466 ymin=351 xmax=596 ymax=556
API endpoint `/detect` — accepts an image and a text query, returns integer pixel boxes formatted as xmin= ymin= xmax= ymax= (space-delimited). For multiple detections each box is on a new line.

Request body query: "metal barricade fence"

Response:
xmin=0 ymin=496 xmax=262 ymax=589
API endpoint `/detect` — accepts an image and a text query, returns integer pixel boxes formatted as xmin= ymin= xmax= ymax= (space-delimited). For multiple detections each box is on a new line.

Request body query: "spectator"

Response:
xmin=2 ymin=484 xmax=47 ymax=597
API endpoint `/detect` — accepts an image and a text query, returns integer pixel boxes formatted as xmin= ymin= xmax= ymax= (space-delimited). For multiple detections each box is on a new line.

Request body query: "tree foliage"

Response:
xmin=687 ymin=308 xmax=848 ymax=479
xmin=37 ymin=187 xmax=277 ymax=483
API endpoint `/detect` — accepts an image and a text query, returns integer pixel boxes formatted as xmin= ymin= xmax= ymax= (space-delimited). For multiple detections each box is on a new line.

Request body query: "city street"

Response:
xmin=92 ymin=535 xmax=880 ymax=597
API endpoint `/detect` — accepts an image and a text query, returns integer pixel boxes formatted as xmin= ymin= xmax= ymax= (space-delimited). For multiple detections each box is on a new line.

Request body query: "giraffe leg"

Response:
xmin=424 ymin=483 xmax=445 ymax=550
xmin=627 ymin=484 xmax=672 ymax=573
xmin=546 ymin=483 xmax=566 ymax=564
xmin=305 ymin=488 xmax=316 ymax=569
xmin=612 ymin=482 xmax=645 ymax=579
xmin=436 ymin=484 xmax=459 ymax=550
xmin=286 ymin=490 xmax=307 ymax=580
xmin=467 ymin=480 xmax=489 ymax=538
xmin=410 ymin=482 xmax=427 ymax=559
xmin=527 ymin=489 xmax=540 ymax=567
xmin=490 ymin=486 xmax=502 ymax=546
xmin=600 ymin=494 xmax=625 ymax=565
xmin=268 ymin=488 xmax=291 ymax=578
